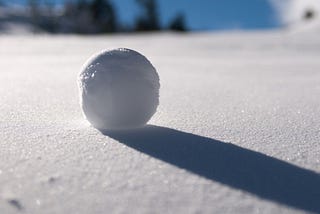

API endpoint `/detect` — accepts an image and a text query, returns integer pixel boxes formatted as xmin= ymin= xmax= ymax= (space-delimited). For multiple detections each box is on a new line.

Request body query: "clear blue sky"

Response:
xmin=4 ymin=0 xmax=279 ymax=30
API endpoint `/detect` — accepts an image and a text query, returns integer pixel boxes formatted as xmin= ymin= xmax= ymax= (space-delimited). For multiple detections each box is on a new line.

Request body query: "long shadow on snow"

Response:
xmin=102 ymin=125 xmax=320 ymax=213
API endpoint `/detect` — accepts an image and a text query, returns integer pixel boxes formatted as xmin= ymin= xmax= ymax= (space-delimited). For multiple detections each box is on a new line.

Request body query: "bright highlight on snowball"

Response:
xmin=78 ymin=48 xmax=160 ymax=130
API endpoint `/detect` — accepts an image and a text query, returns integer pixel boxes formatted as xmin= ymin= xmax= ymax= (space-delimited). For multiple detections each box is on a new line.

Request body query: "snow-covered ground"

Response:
xmin=0 ymin=26 xmax=320 ymax=213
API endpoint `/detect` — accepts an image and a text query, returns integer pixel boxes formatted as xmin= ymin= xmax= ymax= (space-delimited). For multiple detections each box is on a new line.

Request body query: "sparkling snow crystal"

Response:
xmin=79 ymin=48 xmax=160 ymax=130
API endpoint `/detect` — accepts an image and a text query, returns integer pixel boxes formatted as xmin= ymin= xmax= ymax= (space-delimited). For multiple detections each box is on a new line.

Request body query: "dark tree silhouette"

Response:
xmin=61 ymin=0 xmax=117 ymax=34
xmin=90 ymin=0 xmax=116 ymax=33
xmin=135 ymin=0 xmax=160 ymax=31
xmin=42 ymin=1 xmax=59 ymax=33
xmin=28 ymin=0 xmax=38 ymax=17
xmin=28 ymin=0 xmax=41 ymax=32
xmin=168 ymin=13 xmax=187 ymax=32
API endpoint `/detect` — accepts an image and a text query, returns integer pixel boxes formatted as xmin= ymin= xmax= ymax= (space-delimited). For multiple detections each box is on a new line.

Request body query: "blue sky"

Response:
xmin=4 ymin=0 xmax=280 ymax=30
xmin=115 ymin=0 xmax=279 ymax=30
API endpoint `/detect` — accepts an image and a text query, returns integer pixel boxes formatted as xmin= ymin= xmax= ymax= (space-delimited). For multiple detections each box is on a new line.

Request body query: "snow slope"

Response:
xmin=0 ymin=29 xmax=320 ymax=213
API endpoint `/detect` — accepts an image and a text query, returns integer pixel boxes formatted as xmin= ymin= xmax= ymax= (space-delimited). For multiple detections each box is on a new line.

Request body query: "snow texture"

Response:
xmin=271 ymin=0 xmax=320 ymax=25
xmin=79 ymin=48 xmax=160 ymax=130
xmin=0 ymin=28 xmax=320 ymax=214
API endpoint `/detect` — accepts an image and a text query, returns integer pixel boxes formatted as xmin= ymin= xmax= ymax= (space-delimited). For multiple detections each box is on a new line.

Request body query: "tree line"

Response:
xmin=24 ymin=0 xmax=187 ymax=34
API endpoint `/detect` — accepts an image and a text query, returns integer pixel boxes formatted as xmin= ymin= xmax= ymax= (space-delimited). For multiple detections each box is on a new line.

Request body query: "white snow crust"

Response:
xmin=0 ymin=28 xmax=320 ymax=214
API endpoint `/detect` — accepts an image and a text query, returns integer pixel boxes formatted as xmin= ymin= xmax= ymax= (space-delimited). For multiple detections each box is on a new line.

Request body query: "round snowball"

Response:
xmin=78 ymin=48 xmax=160 ymax=130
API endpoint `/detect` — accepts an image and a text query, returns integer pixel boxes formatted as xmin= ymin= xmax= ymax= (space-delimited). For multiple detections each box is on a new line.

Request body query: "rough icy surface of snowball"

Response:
xmin=79 ymin=48 xmax=160 ymax=130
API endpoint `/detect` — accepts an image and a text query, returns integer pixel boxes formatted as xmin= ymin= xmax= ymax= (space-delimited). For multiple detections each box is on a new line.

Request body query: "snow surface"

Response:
xmin=0 ymin=29 xmax=320 ymax=214
xmin=79 ymin=48 xmax=160 ymax=130
xmin=271 ymin=0 xmax=320 ymax=26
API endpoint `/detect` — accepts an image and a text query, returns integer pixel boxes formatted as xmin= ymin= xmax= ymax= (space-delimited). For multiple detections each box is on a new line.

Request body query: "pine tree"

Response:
xmin=135 ymin=0 xmax=160 ymax=31
xmin=91 ymin=0 xmax=116 ymax=32
xmin=169 ymin=13 xmax=187 ymax=32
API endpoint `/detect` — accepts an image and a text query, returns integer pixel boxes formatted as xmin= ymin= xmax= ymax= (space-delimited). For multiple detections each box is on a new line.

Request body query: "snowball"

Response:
xmin=78 ymin=48 xmax=160 ymax=130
